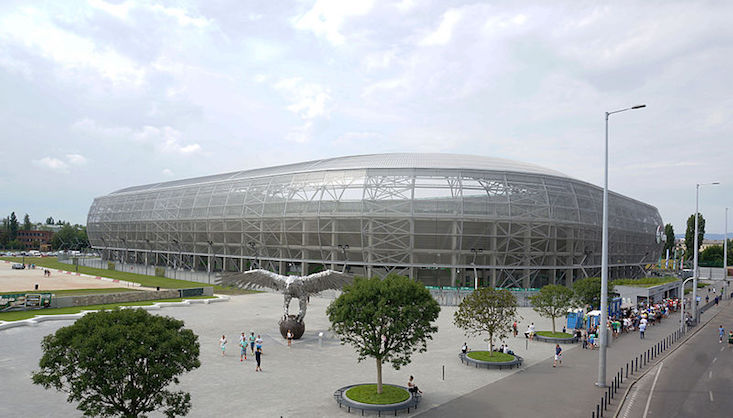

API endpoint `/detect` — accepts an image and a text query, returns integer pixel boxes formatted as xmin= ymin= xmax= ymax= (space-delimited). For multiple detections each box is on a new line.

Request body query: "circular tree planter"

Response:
xmin=459 ymin=351 xmax=523 ymax=369
xmin=533 ymin=331 xmax=578 ymax=344
xmin=333 ymin=383 xmax=421 ymax=415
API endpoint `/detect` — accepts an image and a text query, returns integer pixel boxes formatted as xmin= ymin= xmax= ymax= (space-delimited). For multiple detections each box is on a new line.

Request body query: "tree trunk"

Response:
xmin=488 ymin=332 xmax=493 ymax=352
xmin=551 ymin=315 xmax=556 ymax=333
xmin=376 ymin=357 xmax=383 ymax=394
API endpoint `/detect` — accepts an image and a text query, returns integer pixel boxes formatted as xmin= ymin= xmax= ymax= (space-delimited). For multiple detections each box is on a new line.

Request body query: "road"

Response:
xmin=619 ymin=299 xmax=733 ymax=418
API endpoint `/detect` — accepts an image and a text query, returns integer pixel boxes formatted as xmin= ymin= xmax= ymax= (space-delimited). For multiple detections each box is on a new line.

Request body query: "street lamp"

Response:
xmin=207 ymin=240 xmax=213 ymax=284
xmin=692 ymin=182 xmax=719 ymax=323
xmin=119 ymin=237 xmax=127 ymax=272
xmin=598 ymin=104 xmax=645 ymax=388
xmin=338 ymin=244 xmax=350 ymax=273
xmin=470 ymin=248 xmax=483 ymax=289
xmin=725 ymin=208 xmax=729 ymax=282
xmin=680 ymin=277 xmax=695 ymax=333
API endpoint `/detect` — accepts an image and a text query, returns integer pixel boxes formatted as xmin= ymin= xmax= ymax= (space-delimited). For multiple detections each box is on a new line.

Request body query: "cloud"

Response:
xmin=292 ymin=0 xmax=375 ymax=45
xmin=0 ymin=7 xmax=145 ymax=86
xmin=89 ymin=0 xmax=211 ymax=28
xmin=32 ymin=157 xmax=69 ymax=172
xmin=162 ymin=168 xmax=174 ymax=176
xmin=275 ymin=78 xmax=331 ymax=120
xmin=66 ymin=154 xmax=87 ymax=165
xmin=419 ymin=9 xmax=463 ymax=46
xmin=73 ymin=119 xmax=201 ymax=155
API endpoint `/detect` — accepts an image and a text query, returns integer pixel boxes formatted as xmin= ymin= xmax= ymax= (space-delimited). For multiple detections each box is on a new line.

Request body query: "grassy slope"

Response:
xmin=0 ymin=296 xmax=215 ymax=322
xmin=611 ymin=277 xmax=679 ymax=287
xmin=535 ymin=331 xmax=573 ymax=338
xmin=0 ymin=288 xmax=140 ymax=296
xmin=0 ymin=257 xmax=255 ymax=295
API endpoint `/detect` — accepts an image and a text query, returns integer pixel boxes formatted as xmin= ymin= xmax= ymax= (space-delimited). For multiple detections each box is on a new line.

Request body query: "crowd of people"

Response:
xmin=219 ymin=332 xmax=264 ymax=371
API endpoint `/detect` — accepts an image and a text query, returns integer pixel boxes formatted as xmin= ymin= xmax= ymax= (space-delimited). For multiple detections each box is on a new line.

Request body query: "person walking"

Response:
xmin=219 ymin=335 xmax=227 ymax=356
xmin=529 ymin=322 xmax=535 ymax=341
xmin=407 ymin=376 xmax=423 ymax=395
xmin=239 ymin=333 xmax=247 ymax=361
xmin=719 ymin=325 xmax=725 ymax=343
xmin=512 ymin=321 xmax=518 ymax=337
xmin=249 ymin=332 xmax=256 ymax=355
xmin=553 ymin=344 xmax=562 ymax=367
xmin=639 ymin=321 xmax=646 ymax=339
xmin=287 ymin=330 xmax=293 ymax=347
xmin=255 ymin=347 xmax=262 ymax=372
xmin=255 ymin=334 xmax=263 ymax=352
xmin=461 ymin=342 xmax=469 ymax=354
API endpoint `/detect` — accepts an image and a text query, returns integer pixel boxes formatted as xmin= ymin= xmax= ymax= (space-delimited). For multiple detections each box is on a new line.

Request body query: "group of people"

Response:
xmin=219 ymin=332 xmax=264 ymax=371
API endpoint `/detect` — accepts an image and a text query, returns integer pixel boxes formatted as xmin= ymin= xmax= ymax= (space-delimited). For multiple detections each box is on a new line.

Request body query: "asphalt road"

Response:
xmin=620 ymin=299 xmax=733 ymax=418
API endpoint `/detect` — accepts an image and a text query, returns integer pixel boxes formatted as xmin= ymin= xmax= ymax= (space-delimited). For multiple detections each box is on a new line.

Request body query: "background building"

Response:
xmin=87 ymin=153 xmax=664 ymax=288
xmin=17 ymin=230 xmax=54 ymax=251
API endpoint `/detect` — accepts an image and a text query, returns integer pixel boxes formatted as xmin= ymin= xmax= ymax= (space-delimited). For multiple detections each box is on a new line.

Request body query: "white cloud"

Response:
xmin=66 ymin=154 xmax=87 ymax=165
xmin=420 ymin=9 xmax=463 ymax=46
xmin=275 ymin=78 xmax=331 ymax=120
xmin=0 ymin=7 xmax=145 ymax=86
xmin=133 ymin=126 xmax=202 ymax=155
xmin=162 ymin=168 xmax=174 ymax=176
xmin=32 ymin=157 xmax=69 ymax=172
xmin=89 ymin=0 xmax=211 ymax=28
xmin=292 ymin=0 xmax=375 ymax=45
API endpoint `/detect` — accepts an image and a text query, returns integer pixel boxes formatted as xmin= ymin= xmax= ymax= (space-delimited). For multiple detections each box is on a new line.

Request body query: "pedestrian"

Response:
xmin=553 ymin=344 xmax=562 ymax=367
xmin=719 ymin=325 xmax=725 ymax=343
xmin=407 ymin=375 xmax=423 ymax=394
xmin=582 ymin=333 xmax=588 ymax=349
xmin=461 ymin=342 xmax=469 ymax=354
xmin=639 ymin=321 xmax=646 ymax=339
xmin=249 ymin=332 xmax=256 ymax=355
xmin=219 ymin=335 xmax=227 ymax=356
xmin=255 ymin=347 xmax=262 ymax=371
xmin=287 ymin=329 xmax=293 ymax=347
xmin=240 ymin=333 xmax=249 ymax=361
xmin=255 ymin=334 xmax=263 ymax=352
xmin=512 ymin=321 xmax=518 ymax=337
xmin=529 ymin=322 xmax=535 ymax=341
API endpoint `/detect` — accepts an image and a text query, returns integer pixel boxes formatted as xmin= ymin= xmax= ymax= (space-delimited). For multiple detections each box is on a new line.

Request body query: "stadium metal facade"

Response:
xmin=87 ymin=153 xmax=664 ymax=288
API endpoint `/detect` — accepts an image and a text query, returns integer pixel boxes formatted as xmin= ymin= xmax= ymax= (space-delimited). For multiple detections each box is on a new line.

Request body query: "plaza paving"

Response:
xmin=0 ymin=291 xmax=566 ymax=417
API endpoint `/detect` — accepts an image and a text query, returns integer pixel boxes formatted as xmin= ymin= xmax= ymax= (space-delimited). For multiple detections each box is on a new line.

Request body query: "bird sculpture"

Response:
xmin=219 ymin=269 xmax=353 ymax=323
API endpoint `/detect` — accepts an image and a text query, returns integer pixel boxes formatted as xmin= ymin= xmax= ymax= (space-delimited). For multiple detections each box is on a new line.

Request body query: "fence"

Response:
xmin=427 ymin=287 xmax=538 ymax=307
xmin=57 ymin=256 xmax=218 ymax=285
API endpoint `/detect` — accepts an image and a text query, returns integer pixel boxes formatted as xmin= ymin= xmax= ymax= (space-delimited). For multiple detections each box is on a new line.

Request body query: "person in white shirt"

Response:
xmin=529 ymin=323 xmax=536 ymax=340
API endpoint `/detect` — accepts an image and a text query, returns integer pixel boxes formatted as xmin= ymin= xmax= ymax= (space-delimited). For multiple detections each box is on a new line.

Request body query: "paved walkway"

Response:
xmin=417 ymin=283 xmax=729 ymax=418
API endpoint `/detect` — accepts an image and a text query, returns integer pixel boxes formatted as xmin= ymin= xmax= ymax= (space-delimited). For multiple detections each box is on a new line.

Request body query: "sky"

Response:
xmin=0 ymin=0 xmax=731 ymax=235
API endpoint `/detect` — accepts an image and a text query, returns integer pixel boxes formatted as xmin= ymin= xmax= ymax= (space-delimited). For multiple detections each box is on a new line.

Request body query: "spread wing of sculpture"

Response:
xmin=220 ymin=269 xmax=353 ymax=339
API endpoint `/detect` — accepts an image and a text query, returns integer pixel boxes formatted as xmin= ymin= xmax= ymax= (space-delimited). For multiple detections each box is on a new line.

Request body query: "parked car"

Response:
xmin=11 ymin=263 xmax=25 ymax=270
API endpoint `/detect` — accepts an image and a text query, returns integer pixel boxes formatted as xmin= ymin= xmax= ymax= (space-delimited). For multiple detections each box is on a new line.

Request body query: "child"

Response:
xmin=219 ymin=335 xmax=227 ymax=356
xmin=239 ymin=333 xmax=247 ymax=361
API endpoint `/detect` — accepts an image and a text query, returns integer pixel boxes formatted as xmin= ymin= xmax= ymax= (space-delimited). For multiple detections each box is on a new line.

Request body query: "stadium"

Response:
xmin=87 ymin=153 xmax=663 ymax=288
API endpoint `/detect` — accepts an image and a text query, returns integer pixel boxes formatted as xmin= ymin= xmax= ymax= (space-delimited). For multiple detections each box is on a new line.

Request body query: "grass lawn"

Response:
xmin=0 ymin=288 xmax=140 ymax=296
xmin=0 ymin=257 xmax=256 ymax=295
xmin=535 ymin=331 xmax=574 ymax=338
xmin=345 ymin=384 xmax=411 ymax=404
xmin=466 ymin=351 xmax=515 ymax=362
xmin=612 ymin=277 xmax=679 ymax=287
xmin=0 ymin=296 xmax=215 ymax=322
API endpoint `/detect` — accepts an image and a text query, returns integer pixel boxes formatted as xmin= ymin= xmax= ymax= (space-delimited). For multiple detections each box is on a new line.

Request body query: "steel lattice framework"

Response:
xmin=87 ymin=153 xmax=664 ymax=288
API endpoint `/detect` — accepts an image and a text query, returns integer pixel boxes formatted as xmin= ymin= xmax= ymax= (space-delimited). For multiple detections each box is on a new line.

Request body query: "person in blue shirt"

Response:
xmin=719 ymin=325 xmax=725 ymax=343
xmin=553 ymin=344 xmax=562 ymax=367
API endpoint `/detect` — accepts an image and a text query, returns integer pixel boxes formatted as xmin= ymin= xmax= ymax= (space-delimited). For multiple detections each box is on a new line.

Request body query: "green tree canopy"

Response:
xmin=684 ymin=213 xmax=705 ymax=260
xmin=663 ymin=223 xmax=675 ymax=254
xmin=327 ymin=274 xmax=440 ymax=394
xmin=8 ymin=212 xmax=18 ymax=240
xmin=528 ymin=284 xmax=577 ymax=333
xmin=572 ymin=277 xmax=615 ymax=310
xmin=32 ymin=308 xmax=200 ymax=417
xmin=23 ymin=213 xmax=32 ymax=231
xmin=699 ymin=244 xmax=730 ymax=266
xmin=454 ymin=287 xmax=517 ymax=352
xmin=46 ymin=216 xmax=54 ymax=225
xmin=51 ymin=224 xmax=89 ymax=250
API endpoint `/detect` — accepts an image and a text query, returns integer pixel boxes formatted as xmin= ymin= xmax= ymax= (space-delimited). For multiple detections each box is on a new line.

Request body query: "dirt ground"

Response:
xmin=0 ymin=262 xmax=130 ymax=293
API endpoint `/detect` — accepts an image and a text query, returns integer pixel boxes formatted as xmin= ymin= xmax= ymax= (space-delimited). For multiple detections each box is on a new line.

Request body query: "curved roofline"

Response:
xmin=110 ymin=153 xmax=571 ymax=195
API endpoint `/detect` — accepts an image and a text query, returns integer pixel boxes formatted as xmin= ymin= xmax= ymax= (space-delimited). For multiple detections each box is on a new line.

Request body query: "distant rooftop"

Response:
xmin=112 ymin=153 xmax=570 ymax=194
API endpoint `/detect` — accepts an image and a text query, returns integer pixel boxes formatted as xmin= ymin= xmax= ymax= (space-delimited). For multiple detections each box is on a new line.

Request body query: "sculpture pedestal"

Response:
xmin=279 ymin=315 xmax=305 ymax=339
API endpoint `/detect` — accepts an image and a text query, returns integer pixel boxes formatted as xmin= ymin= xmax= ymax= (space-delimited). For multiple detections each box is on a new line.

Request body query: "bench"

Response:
xmin=459 ymin=352 xmax=523 ymax=370
xmin=333 ymin=384 xmax=421 ymax=416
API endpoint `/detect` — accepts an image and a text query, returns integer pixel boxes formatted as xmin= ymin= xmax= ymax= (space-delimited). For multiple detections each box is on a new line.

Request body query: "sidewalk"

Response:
xmin=417 ymin=285 xmax=730 ymax=418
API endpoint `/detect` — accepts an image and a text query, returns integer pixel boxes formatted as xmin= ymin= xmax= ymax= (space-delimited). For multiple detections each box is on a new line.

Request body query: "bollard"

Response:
xmin=318 ymin=332 xmax=324 ymax=347
xmin=635 ymin=357 xmax=638 ymax=371
xmin=597 ymin=403 xmax=600 ymax=418
xmin=620 ymin=367 xmax=624 ymax=384
xmin=626 ymin=362 xmax=629 ymax=378
xmin=442 ymin=365 xmax=445 ymax=381
xmin=608 ymin=387 xmax=611 ymax=403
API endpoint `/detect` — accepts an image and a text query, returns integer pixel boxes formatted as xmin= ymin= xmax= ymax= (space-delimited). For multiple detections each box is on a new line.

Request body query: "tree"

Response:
xmin=327 ymin=274 xmax=440 ymax=394
xmin=32 ymin=308 xmax=200 ymax=417
xmin=699 ymin=245 xmax=724 ymax=266
xmin=46 ymin=217 xmax=54 ymax=225
xmin=572 ymin=277 xmax=615 ymax=310
xmin=8 ymin=212 xmax=18 ymax=240
xmin=528 ymin=285 xmax=576 ymax=333
xmin=51 ymin=224 xmax=88 ymax=250
xmin=454 ymin=287 xmax=517 ymax=353
xmin=23 ymin=213 xmax=32 ymax=231
xmin=684 ymin=213 xmax=705 ymax=260
xmin=663 ymin=224 xmax=675 ymax=254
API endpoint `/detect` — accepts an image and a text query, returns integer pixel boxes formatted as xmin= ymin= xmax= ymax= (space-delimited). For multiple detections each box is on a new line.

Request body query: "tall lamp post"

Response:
xmin=338 ymin=244 xmax=349 ymax=273
xmin=470 ymin=248 xmax=483 ymax=289
xmin=692 ymin=182 xmax=719 ymax=322
xmin=598 ymin=104 xmax=646 ymax=388
xmin=725 ymin=208 xmax=729 ymax=282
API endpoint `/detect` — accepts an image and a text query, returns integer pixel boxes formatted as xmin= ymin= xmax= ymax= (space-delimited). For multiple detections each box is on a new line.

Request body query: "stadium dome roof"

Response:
xmin=112 ymin=153 xmax=570 ymax=194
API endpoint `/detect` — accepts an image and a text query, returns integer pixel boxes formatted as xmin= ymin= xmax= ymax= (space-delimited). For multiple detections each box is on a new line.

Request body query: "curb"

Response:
xmin=612 ymin=300 xmax=730 ymax=418
xmin=0 ymin=295 xmax=230 ymax=331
